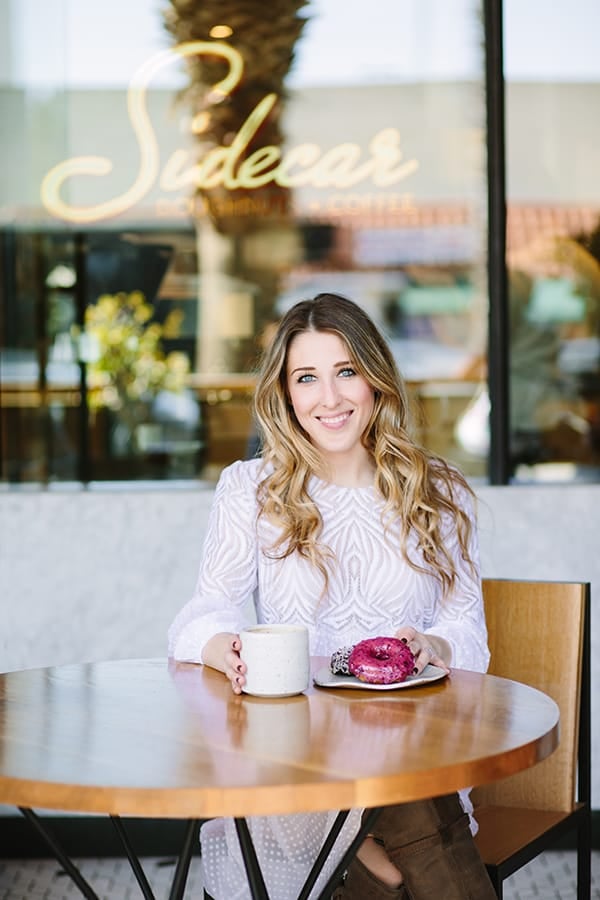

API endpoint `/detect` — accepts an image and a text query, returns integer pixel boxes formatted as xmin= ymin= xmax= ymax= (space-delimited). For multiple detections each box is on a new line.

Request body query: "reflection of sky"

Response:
xmin=6 ymin=0 xmax=600 ymax=88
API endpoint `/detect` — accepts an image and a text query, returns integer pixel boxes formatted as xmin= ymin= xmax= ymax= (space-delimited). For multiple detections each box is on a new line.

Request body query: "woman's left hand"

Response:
xmin=394 ymin=626 xmax=451 ymax=675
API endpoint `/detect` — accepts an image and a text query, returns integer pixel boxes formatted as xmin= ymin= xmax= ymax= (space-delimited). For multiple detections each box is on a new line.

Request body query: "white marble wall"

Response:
xmin=1 ymin=482 xmax=598 ymax=805
xmin=1 ymin=487 xmax=213 ymax=673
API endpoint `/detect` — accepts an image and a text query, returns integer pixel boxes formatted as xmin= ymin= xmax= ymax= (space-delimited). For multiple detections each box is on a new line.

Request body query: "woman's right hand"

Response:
xmin=225 ymin=635 xmax=247 ymax=694
xmin=201 ymin=632 xmax=247 ymax=694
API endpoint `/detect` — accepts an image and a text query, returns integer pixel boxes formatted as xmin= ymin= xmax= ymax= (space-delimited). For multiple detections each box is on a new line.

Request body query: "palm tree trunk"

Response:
xmin=164 ymin=0 xmax=309 ymax=372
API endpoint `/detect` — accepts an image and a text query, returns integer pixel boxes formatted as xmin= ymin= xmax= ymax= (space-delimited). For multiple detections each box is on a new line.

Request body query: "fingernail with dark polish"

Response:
xmin=413 ymin=667 xmax=418 ymax=674
xmin=401 ymin=638 xmax=408 ymax=644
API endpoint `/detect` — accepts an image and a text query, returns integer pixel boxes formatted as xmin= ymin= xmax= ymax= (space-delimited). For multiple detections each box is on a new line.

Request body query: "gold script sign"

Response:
xmin=40 ymin=41 xmax=419 ymax=225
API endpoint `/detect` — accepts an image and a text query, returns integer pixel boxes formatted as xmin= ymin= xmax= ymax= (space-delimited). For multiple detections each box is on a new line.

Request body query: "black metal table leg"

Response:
xmin=110 ymin=815 xmax=157 ymax=900
xmin=18 ymin=807 xmax=199 ymax=900
xmin=234 ymin=817 xmax=270 ymax=900
xmin=234 ymin=807 xmax=383 ymax=900
xmin=296 ymin=810 xmax=350 ymax=900
xmin=168 ymin=819 xmax=200 ymax=900
xmin=18 ymin=807 xmax=101 ymax=900
xmin=315 ymin=807 xmax=383 ymax=900
xmin=19 ymin=804 xmax=379 ymax=900
xmin=111 ymin=816 xmax=200 ymax=900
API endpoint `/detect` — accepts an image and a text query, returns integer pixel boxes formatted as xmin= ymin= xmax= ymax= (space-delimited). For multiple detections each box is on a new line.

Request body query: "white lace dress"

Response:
xmin=168 ymin=459 xmax=490 ymax=900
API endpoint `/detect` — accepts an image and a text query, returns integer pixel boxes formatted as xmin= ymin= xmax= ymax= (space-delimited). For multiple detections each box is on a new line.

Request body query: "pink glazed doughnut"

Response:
xmin=348 ymin=637 xmax=416 ymax=684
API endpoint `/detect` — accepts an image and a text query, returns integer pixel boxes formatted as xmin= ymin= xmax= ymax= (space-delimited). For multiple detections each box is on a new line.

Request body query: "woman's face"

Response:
xmin=286 ymin=330 xmax=375 ymax=465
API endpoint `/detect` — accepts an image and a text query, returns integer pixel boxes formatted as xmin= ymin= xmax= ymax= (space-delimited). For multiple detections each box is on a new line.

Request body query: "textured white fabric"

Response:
xmin=168 ymin=458 xmax=490 ymax=899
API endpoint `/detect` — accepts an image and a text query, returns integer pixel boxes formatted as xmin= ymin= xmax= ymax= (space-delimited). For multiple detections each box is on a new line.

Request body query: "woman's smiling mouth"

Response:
xmin=317 ymin=411 xmax=353 ymax=427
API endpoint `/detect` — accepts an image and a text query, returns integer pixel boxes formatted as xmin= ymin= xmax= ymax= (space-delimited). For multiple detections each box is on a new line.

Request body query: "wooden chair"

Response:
xmin=474 ymin=579 xmax=591 ymax=899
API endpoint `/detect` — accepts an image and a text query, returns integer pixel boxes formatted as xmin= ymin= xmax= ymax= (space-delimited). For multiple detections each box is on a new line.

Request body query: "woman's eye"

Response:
xmin=297 ymin=372 xmax=316 ymax=383
xmin=338 ymin=367 xmax=356 ymax=377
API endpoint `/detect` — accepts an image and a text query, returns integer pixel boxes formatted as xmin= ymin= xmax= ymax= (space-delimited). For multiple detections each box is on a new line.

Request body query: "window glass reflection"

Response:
xmin=1 ymin=1 xmax=488 ymax=484
xmin=505 ymin=0 xmax=600 ymax=482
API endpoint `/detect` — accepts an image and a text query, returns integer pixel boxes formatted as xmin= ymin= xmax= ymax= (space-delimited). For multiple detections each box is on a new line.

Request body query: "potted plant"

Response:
xmin=83 ymin=291 xmax=192 ymax=457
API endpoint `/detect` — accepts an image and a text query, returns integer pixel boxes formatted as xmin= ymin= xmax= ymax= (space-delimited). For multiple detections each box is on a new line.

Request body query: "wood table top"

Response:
xmin=0 ymin=657 xmax=559 ymax=819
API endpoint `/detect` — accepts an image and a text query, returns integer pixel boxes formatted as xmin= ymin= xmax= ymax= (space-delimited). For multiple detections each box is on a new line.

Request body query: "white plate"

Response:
xmin=313 ymin=663 xmax=448 ymax=691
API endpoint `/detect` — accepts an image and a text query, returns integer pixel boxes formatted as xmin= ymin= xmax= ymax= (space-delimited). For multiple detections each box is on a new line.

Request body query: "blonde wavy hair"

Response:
xmin=254 ymin=293 xmax=476 ymax=595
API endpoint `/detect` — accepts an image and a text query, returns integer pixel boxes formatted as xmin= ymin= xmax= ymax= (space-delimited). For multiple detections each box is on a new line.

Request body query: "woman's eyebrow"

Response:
xmin=289 ymin=360 xmax=352 ymax=376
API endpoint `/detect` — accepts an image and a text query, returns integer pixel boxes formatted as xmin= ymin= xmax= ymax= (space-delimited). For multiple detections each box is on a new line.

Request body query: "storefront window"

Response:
xmin=504 ymin=0 xmax=600 ymax=482
xmin=1 ymin=0 xmax=489 ymax=484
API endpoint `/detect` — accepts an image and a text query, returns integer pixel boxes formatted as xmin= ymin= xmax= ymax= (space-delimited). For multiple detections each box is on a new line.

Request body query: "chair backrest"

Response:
xmin=474 ymin=578 xmax=589 ymax=813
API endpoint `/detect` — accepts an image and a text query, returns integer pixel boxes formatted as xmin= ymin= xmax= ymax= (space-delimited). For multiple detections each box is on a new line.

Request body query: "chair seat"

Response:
xmin=476 ymin=579 xmax=590 ymax=899
xmin=475 ymin=803 xmax=585 ymax=869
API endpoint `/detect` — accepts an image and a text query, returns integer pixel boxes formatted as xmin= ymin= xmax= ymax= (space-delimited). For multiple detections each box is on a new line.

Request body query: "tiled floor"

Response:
xmin=0 ymin=851 xmax=598 ymax=899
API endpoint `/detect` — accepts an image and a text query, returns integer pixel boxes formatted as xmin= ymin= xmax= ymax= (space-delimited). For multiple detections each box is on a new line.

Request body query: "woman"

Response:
xmin=168 ymin=293 xmax=496 ymax=900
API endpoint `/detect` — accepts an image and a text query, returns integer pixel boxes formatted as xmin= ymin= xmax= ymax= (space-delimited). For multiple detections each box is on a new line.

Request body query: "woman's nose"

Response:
xmin=320 ymin=377 xmax=341 ymax=407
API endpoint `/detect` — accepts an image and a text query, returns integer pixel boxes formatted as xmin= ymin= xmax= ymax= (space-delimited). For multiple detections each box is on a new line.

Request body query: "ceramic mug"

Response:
xmin=239 ymin=624 xmax=310 ymax=697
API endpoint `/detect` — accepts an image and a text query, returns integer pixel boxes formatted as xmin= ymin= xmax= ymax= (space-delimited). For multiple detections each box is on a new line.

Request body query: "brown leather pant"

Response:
xmin=336 ymin=794 xmax=496 ymax=900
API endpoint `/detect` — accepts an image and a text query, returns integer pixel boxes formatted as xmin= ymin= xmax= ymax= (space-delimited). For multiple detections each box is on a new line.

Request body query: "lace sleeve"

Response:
xmin=167 ymin=461 xmax=260 ymax=662
xmin=425 ymin=484 xmax=490 ymax=673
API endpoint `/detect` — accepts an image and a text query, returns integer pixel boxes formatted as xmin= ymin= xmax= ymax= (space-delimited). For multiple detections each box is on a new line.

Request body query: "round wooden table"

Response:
xmin=0 ymin=657 xmax=559 ymax=899
xmin=0 ymin=656 xmax=559 ymax=816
